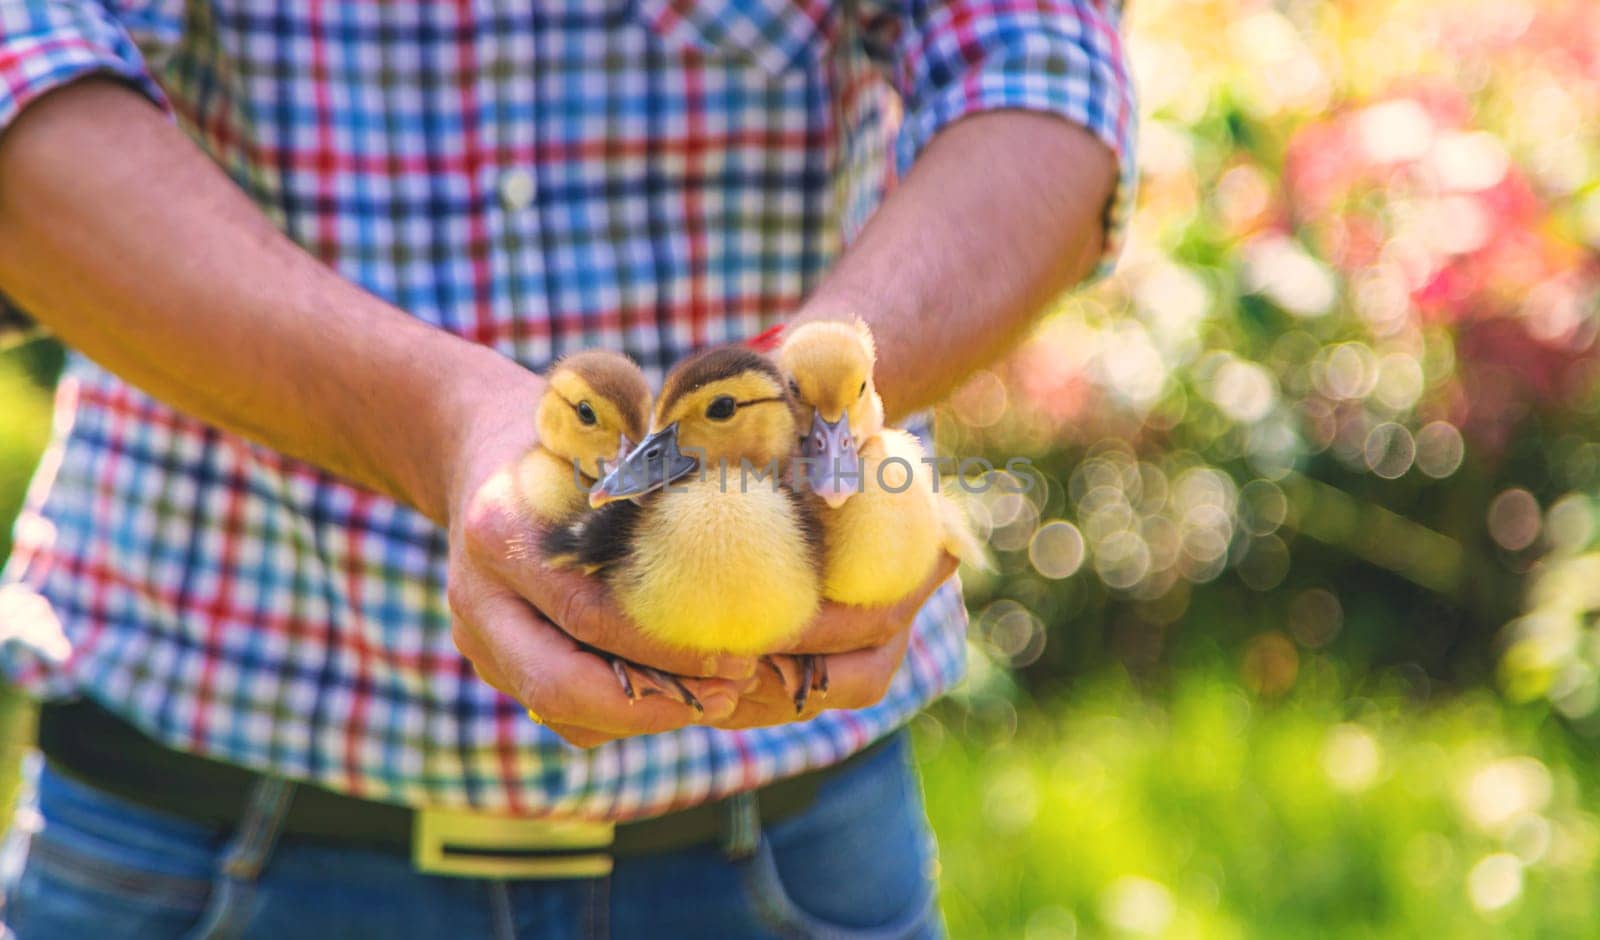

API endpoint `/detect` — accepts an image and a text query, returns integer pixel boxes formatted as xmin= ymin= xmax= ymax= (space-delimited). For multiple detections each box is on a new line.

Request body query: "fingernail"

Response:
xmin=701 ymin=691 xmax=737 ymax=721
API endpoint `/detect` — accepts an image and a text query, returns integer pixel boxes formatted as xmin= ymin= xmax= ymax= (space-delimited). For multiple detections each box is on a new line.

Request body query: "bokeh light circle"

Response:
xmin=1415 ymin=421 xmax=1466 ymax=479
xmin=1029 ymin=521 xmax=1087 ymax=580
xmin=1240 ymin=479 xmax=1288 ymax=535
xmin=1363 ymin=422 xmax=1417 ymax=479
xmin=1544 ymin=494 xmax=1594 ymax=554
xmin=1238 ymin=535 xmax=1291 ymax=591
xmin=1488 ymin=489 xmax=1542 ymax=551
xmin=1289 ymin=588 xmax=1343 ymax=648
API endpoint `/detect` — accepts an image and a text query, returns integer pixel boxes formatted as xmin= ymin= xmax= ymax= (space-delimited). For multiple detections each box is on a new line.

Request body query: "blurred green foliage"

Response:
xmin=923 ymin=670 xmax=1600 ymax=939
xmin=0 ymin=344 xmax=55 ymax=561
xmin=943 ymin=0 xmax=1600 ymax=706
xmin=918 ymin=0 xmax=1600 ymax=932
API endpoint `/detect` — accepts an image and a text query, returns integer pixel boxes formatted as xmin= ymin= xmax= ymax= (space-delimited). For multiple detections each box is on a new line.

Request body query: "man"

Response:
xmin=0 ymin=0 xmax=1131 ymax=935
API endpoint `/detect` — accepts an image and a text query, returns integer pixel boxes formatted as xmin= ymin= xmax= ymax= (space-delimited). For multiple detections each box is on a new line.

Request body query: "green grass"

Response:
xmin=919 ymin=666 xmax=1600 ymax=939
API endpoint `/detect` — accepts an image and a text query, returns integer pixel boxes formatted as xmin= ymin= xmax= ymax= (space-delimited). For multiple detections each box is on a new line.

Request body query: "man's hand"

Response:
xmin=707 ymin=553 xmax=960 ymax=730
xmin=444 ymin=399 xmax=756 ymax=748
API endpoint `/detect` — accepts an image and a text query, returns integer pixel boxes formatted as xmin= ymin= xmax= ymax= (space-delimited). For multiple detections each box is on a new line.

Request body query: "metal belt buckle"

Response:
xmin=413 ymin=807 xmax=616 ymax=879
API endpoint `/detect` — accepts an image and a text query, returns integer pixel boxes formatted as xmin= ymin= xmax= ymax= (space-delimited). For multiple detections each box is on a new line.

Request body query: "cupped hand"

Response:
xmin=706 ymin=553 xmax=960 ymax=730
xmin=444 ymin=393 xmax=754 ymax=748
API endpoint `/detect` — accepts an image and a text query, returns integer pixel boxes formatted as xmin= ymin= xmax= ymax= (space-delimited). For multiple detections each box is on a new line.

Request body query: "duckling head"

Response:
xmin=590 ymin=346 xmax=796 ymax=506
xmin=777 ymin=319 xmax=884 ymax=508
xmin=536 ymin=349 xmax=651 ymax=479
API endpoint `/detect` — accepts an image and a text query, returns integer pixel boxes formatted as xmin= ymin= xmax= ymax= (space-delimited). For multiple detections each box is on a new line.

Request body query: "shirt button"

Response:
xmin=499 ymin=170 xmax=537 ymax=211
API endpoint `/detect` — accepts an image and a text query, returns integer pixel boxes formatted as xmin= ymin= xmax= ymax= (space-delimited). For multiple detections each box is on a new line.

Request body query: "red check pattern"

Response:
xmin=0 ymin=0 xmax=1135 ymax=816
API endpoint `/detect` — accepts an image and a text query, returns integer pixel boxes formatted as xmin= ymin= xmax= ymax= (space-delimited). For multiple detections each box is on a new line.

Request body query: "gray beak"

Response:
xmin=802 ymin=411 xmax=861 ymax=508
xmin=590 ymin=423 xmax=698 ymax=507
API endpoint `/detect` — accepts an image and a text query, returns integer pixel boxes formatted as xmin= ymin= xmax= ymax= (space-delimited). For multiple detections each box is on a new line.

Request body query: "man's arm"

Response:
xmin=711 ymin=113 xmax=1116 ymax=730
xmin=0 ymin=80 xmax=510 ymax=525
xmin=0 ymin=79 xmax=746 ymax=743
xmin=798 ymin=111 xmax=1116 ymax=420
xmin=712 ymin=0 xmax=1135 ymax=728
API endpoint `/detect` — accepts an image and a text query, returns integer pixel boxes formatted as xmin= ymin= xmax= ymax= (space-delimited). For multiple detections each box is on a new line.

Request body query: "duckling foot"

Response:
xmin=596 ymin=652 xmax=703 ymax=713
xmin=761 ymin=655 xmax=830 ymax=714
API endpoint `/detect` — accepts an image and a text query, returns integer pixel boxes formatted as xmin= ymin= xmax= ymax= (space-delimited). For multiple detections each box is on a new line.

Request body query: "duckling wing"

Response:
xmin=819 ymin=431 xmax=942 ymax=606
xmin=935 ymin=488 xmax=993 ymax=572
xmin=540 ymin=499 xmax=645 ymax=573
xmin=876 ymin=429 xmax=993 ymax=573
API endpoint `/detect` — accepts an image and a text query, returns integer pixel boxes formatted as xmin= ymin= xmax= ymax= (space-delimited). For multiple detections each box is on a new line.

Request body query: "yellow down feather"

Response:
xmin=612 ymin=476 xmax=819 ymax=654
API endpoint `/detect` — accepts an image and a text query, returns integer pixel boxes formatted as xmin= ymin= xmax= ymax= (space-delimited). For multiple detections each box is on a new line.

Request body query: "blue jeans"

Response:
xmin=1 ymin=732 xmax=942 ymax=939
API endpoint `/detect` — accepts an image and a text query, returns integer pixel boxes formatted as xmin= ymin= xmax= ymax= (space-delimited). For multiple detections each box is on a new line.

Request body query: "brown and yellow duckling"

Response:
xmin=779 ymin=319 xmax=988 ymax=608
xmin=545 ymin=346 xmax=828 ymax=710
xmin=514 ymin=350 xmax=682 ymax=707
xmin=515 ymin=350 xmax=651 ymax=525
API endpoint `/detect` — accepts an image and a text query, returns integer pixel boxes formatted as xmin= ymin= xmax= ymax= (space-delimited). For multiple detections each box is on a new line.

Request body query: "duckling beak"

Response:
xmin=589 ymin=423 xmax=698 ymax=507
xmin=802 ymin=411 xmax=861 ymax=509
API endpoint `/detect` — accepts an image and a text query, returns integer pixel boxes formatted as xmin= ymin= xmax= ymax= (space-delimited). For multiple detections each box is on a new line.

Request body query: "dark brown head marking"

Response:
xmin=656 ymin=346 xmax=787 ymax=419
xmin=551 ymin=349 xmax=651 ymax=442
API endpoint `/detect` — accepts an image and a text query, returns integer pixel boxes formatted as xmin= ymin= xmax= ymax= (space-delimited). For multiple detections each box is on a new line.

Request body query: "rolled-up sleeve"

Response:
xmin=0 ymin=1 xmax=168 ymax=340
xmin=0 ymin=0 xmax=165 ymax=131
xmin=884 ymin=0 xmax=1138 ymax=279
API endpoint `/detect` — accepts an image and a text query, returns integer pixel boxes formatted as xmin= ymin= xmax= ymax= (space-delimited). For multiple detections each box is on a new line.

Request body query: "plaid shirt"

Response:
xmin=0 ymin=0 xmax=1134 ymax=817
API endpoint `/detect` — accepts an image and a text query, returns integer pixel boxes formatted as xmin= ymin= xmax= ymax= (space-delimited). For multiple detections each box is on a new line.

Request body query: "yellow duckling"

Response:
xmin=779 ymin=319 xmax=988 ymax=608
xmin=545 ymin=346 xmax=826 ymax=708
xmin=515 ymin=349 xmax=651 ymax=524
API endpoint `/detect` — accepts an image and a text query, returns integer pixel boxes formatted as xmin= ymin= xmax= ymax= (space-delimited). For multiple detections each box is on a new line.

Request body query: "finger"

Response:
xmin=707 ymin=638 xmax=913 ymax=731
xmin=711 ymin=677 xmax=831 ymax=729
xmin=451 ymin=620 xmax=519 ymax=697
xmin=458 ymin=626 xmax=621 ymax=747
xmin=500 ymin=553 xmax=756 ymax=681
xmin=764 ymin=655 xmax=807 ymax=696
xmin=471 ymin=586 xmax=738 ymax=735
xmin=784 ymin=553 xmax=959 ymax=655
xmin=760 ymin=630 xmax=911 ymax=722
xmin=711 ymin=699 xmax=811 ymax=730
xmin=819 ymin=628 xmax=912 ymax=711
xmin=542 ymin=722 xmax=621 ymax=749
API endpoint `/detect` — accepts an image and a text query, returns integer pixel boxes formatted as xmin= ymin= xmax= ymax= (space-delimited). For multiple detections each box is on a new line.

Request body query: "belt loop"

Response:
xmin=188 ymin=778 xmax=296 ymax=940
xmin=718 ymin=791 xmax=761 ymax=861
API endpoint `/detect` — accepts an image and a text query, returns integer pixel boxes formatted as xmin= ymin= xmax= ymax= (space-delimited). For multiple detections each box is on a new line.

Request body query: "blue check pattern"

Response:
xmin=0 ymin=0 xmax=1135 ymax=817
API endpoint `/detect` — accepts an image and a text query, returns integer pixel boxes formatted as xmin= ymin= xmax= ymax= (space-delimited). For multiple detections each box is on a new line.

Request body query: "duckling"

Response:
xmin=779 ymin=319 xmax=989 ymax=609
xmin=514 ymin=350 xmax=686 ymax=708
xmin=515 ymin=349 xmax=651 ymax=525
xmin=545 ymin=346 xmax=827 ymax=711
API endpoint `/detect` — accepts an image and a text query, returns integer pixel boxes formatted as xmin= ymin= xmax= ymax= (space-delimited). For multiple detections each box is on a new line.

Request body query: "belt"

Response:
xmin=38 ymin=699 xmax=877 ymax=879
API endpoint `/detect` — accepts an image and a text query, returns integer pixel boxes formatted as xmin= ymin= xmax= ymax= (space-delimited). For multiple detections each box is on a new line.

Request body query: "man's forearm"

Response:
xmin=799 ymin=112 xmax=1117 ymax=420
xmin=0 ymin=79 xmax=536 ymax=524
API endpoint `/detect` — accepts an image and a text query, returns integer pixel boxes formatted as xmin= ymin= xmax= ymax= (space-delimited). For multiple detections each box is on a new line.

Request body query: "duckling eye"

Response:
xmin=576 ymin=401 xmax=598 ymax=426
xmin=788 ymin=378 xmax=800 ymax=396
xmin=706 ymin=396 xmax=737 ymax=421
xmin=858 ymin=381 xmax=867 ymax=398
